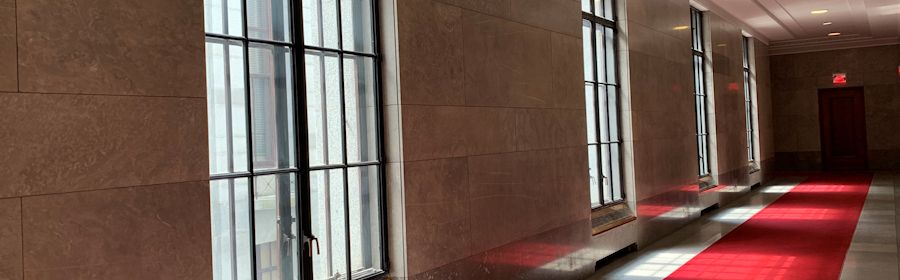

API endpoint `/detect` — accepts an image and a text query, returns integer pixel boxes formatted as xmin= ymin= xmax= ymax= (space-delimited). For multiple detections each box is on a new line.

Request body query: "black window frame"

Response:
xmin=742 ymin=35 xmax=757 ymax=163
xmin=691 ymin=7 xmax=712 ymax=177
xmin=204 ymin=0 xmax=389 ymax=279
xmin=583 ymin=0 xmax=626 ymax=209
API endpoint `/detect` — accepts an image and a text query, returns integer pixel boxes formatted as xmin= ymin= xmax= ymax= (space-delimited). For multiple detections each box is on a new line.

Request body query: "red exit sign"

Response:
xmin=832 ymin=73 xmax=847 ymax=85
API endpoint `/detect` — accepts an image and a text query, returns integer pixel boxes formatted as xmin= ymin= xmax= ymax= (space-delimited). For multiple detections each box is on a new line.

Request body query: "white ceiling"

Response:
xmin=700 ymin=0 xmax=900 ymax=53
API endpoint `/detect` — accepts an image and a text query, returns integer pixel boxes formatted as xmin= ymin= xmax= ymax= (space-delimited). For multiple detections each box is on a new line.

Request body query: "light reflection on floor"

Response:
xmin=590 ymin=178 xmax=807 ymax=280
xmin=591 ymin=174 xmax=900 ymax=280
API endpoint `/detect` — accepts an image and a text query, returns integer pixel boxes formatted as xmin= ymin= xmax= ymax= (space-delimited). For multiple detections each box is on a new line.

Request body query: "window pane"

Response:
xmin=601 ymin=144 xmax=612 ymax=203
xmin=594 ymin=24 xmax=606 ymax=83
xmin=694 ymin=94 xmax=703 ymax=135
xmin=253 ymin=174 xmax=299 ymax=279
xmin=341 ymin=0 xmax=375 ymax=53
xmin=598 ymin=86 xmax=609 ymax=143
xmin=582 ymin=20 xmax=594 ymax=82
xmin=303 ymin=0 xmax=340 ymax=49
xmin=205 ymin=0 xmax=243 ymax=36
xmin=207 ymin=39 xmax=249 ymax=175
xmin=581 ymin=0 xmax=590 ymax=13
xmin=249 ymin=44 xmax=296 ymax=170
xmin=311 ymin=169 xmax=349 ymax=280
xmin=585 ymin=84 xmax=597 ymax=144
xmin=248 ymin=0 xmax=291 ymax=42
xmin=588 ymin=145 xmax=601 ymax=206
xmin=607 ymin=85 xmax=619 ymax=142
xmin=611 ymin=144 xmax=622 ymax=201
xmin=210 ymin=178 xmax=252 ymax=280
xmin=306 ymin=51 xmax=344 ymax=167
xmin=211 ymin=180 xmax=234 ymax=280
xmin=603 ymin=0 xmax=614 ymax=20
xmin=348 ymin=166 xmax=382 ymax=274
xmin=604 ymin=26 xmax=616 ymax=83
xmin=344 ymin=55 xmax=379 ymax=164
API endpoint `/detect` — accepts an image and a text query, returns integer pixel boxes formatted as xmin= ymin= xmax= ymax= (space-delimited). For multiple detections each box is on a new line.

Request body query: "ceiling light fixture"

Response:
xmin=827 ymin=32 xmax=841 ymax=36
xmin=673 ymin=25 xmax=689 ymax=30
xmin=811 ymin=9 xmax=829 ymax=14
xmin=823 ymin=22 xmax=833 ymax=25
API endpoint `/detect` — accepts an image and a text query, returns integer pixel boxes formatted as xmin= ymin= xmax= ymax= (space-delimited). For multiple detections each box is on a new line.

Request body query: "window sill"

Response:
xmin=591 ymin=202 xmax=635 ymax=235
xmin=748 ymin=162 xmax=761 ymax=174
xmin=698 ymin=175 xmax=716 ymax=192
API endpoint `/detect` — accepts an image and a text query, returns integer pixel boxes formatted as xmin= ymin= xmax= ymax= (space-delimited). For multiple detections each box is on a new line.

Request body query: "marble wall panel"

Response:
xmin=22 ymin=182 xmax=211 ymax=279
xmin=0 ymin=92 xmax=208 ymax=198
xmin=403 ymin=158 xmax=471 ymax=276
xmin=0 ymin=198 xmax=22 ymax=280
xmin=16 ymin=0 xmax=204 ymax=97
xmin=396 ymin=0 xmax=465 ymax=106
xmin=0 ymin=0 xmax=15 ymax=92
xmin=462 ymin=11 xmax=553 ymax=108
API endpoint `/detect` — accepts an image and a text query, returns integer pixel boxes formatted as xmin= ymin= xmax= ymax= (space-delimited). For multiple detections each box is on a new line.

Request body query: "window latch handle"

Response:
xmin=308 ymin=235 xmax=321 ymax=257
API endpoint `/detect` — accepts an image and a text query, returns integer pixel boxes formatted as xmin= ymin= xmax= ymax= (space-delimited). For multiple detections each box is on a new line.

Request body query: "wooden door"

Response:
xmin=818 ymin=87 xmax=868 ymax=170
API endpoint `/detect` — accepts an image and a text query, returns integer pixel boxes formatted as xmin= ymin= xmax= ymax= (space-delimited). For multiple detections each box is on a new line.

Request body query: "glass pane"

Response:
xmin=601 ymin=144 xmax=613 ymax=203
xmin=344 ymin=55 xmax=379 ymax=164
xmin=210 ymin=180 xmax=234 ymax=280
xmin=593 ymin=0 xmax=602 ymax=16
xmin=341 ymin=0 xmax=375 ymax=53
xmin=585 ymin=84 xmax=597 ymax=144
xmin=207 ymin=39 xmax=249 ymax=175
xmin=603 ymin=0 xmax=614 ymax=20
xmin=582 ymin=20 xmax=593 ymax=82
xmin=306 ymin=51 xmax=344 ymax=167
xmin=588 ymin=146 xmax=601 ymax=206
xmin=581 ymin=0 xmax=590 ymax=13
xmin=594 ymin=24 xmax=606 ymax=83
xmin=303 ymin=0 xmax=340 ymax=49
xmin=742 ymin=37 xmax=750 ymax=67
xmin=248 ymin=0 xmax=291 ymax=42
xmin=348 ymin=166 xmax=383 ymax=274
xmin=249 ymin=44 xmax=296 ymax=170
xmin=604 ymin=26 xmax=616 ymax=83
xmin=311 ymin=169 xmax=349 ymax=280
xmin=611 ymin=144 xmax=622 ymax=201
xmin=607 ymin=85 xmax=619 ymax=142
xmin=598 ymin=86 xmax=609 ymax=143
xmin=210 ymin=178 xmax=252 ymax=280
xmin=694 ymin=94 xmax=703 ymax=136
xmin=205 ymin=0 xmax=243 ymax=36
xmin=253 ymin=174 xmax=299 ymax=279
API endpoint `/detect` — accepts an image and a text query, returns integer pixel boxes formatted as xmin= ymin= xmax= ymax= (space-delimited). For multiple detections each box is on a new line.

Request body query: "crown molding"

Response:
xmin=769 ymin=35 xmax=900 ymax=55
xmin=690 ymin=0 xmax=772 ymax=44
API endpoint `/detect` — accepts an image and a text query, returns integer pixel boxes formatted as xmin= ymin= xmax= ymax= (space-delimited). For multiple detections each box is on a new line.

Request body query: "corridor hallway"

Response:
xmin=591 ymin=173 xmax=900 ymax=280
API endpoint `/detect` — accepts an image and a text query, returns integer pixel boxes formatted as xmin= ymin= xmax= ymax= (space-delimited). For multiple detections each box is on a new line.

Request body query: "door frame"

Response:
xmin=817 ymin=86 xmax=868 ymax=170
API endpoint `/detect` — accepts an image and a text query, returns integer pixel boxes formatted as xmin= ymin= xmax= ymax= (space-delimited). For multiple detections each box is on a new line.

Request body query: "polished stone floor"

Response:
xmin=589 ymin=173 xmax=900 ymax=280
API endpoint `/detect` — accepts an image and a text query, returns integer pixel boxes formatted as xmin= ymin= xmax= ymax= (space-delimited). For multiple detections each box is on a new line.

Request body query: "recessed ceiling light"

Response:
xmin=811 ymin=9 xmax=829 ymax=14
xmin=828 ymin=32 xmax=841 ymax=36
xmin=673 ymin=25 xmax=689 ymax=30
xmin=823 ymin=22 xmax=833 ymax=25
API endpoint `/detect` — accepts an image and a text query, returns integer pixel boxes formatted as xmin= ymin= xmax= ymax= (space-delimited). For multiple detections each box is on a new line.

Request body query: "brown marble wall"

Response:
xmin=709 ymin=13 xmax=749 ymax=186
xmin=771 ymin=45 xmax=900 ymax=170
xmin=391 ymin=0 xmax=590 ymax=278
xmin=625 ymin=0 xmax=707 ymax=245
xmin=755 ymin=40 xmax=776 ymax=181
xmin=0 ymin=0 xmax=210 ymax=279
xmin=386 ymin=0 xmax=775 ymax=278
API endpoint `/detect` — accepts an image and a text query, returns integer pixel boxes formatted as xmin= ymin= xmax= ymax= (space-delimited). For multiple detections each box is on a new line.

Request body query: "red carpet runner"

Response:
xmin=666 ymin=174 xmax=873 ymax=280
